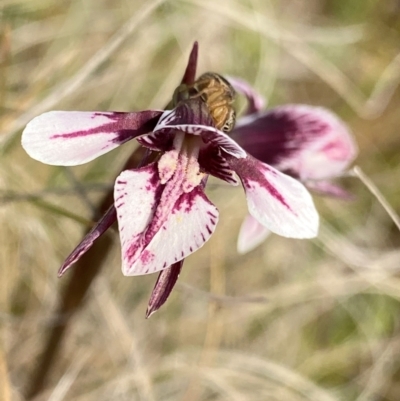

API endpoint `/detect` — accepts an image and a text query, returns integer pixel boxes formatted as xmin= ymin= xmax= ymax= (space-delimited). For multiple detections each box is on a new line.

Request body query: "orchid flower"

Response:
xmin=21 ymin=43 xmax=319 ymax=316
xmin=228 ymin=77 xmax=358 ymax=254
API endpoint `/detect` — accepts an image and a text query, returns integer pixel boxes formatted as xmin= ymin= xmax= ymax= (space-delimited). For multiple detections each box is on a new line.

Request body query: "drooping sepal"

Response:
xmin=146 ymin=260 xmax=184 ymax=318
xmin=58 ymin=205 xmax=117 ymax=276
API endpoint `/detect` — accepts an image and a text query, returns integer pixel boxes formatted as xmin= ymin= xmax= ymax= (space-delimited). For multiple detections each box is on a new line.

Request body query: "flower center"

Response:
xmin=157 ymin=131 xmax=204 ymax=192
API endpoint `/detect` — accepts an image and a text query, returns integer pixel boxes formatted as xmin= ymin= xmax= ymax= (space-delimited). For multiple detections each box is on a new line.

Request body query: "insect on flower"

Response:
xmin=172 ymin=72 xmax=236 ymax=133
xmin=21 ymin=42 xmax=320 ymax=316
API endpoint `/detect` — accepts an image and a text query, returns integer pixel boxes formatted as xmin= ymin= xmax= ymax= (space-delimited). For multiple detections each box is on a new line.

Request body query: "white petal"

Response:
xmin=22 ymin=110 xmax=161 ymax=166
xmin=114 ymin=164 xmax=162 ymax=275
xmin=131 ymin=187 xmax=218 ymax=275
xmin=237 ymin=214 xmax=271 ymax=254
xmin=115 ymin=165 xmax=219 ymax=276
xmin=230 ymin=156 xmax=319 ymax=239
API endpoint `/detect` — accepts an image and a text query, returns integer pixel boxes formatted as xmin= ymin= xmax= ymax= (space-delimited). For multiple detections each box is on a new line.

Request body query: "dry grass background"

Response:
xmin=2 ymin=0 xmax=400 ymax=400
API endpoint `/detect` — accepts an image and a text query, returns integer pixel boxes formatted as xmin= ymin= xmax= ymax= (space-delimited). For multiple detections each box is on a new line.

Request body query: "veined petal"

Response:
xmin=237 ymin=214 xmax=271 ymax=254
xmin=227 ymin=76 xmax=266 ymax=114
xmin=154 ymin=100 xmax=246 ymax=159
xmin=115 ymin=166 xmax=219 ymax=276
xmin=228 ymin=155 xmax=319 ymax=238
xmin=232 ymin=105 xmax=357 ymax=180
xmin=199 ymin=146 xmax=239 ymax=185
xmin=22 ymin=110 xmax=162 ymax=166
xmin=114 ymin=164 xmax=163 ymax=275
xmin=133 ymin=186 xmax=217 ymax=275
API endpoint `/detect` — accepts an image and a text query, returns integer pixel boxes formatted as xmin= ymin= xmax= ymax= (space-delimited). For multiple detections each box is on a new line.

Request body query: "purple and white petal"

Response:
xmin=237 ymin=214 xmax=271 ymax=254
xmin=154 ymin=100 xmax=246 ymax=158
xmin=146 ymin=260 xmax=183 ymax=318
xmin=22 ymin=110 xmax=162 ymax=166
xmin=136 ymin=131 xmax=173 ymax=152
xmin=114 ymin=164 xmax=163 ymax=276
xmin=58 ymin=205 xmax=117 ymax=276
xmin=115 ymin=163 xmax=218 ymax=275
xmin=227 ymin=76 xmax=266 ymax=114
xmin=120 ymin=186 xmax=218 ymax=276
xmin=232 ymin=105 xmax=357 ymax=180
xmin=228 ymin=155 xmax=319 ymax=238
xmin=155 ymin=99 xmax=214 ymax=129
xmin=199 ymin=146 xmax=239 ymax=185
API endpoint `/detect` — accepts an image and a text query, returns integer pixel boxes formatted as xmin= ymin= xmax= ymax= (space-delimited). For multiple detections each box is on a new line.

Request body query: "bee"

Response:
xmin=172 ymin=72 xmax=236 ymax=133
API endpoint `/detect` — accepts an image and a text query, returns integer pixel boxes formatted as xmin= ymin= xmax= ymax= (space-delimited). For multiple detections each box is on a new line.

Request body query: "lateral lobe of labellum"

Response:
xmin=114 ymin=164 xmax=219 ymax=276
xmin=21 ymin=110 xmax=162 ymax=166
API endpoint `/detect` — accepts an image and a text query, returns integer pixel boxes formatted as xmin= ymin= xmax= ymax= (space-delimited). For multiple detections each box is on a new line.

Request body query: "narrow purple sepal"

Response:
xmin=58 ymin=205 xmax=117 ymax=276
xmin=146 ymin=260 xmax=183 ymax=318
xmin=181 ymin=42 xmax=198 ymax=85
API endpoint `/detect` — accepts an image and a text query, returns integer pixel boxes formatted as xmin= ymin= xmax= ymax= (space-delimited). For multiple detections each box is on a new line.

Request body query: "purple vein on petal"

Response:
xmin=229 ymin=155 xmax=292 ymax=212
xmin=50 ymin=110 xmax=162 ymax=145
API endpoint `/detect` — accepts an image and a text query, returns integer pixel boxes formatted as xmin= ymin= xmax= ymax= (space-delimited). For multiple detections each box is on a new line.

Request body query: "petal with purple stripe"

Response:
xmin=115 ymin=166 xmax=219 ymax=276
xmin=237 ymin=214 xmax=271 ymax=254
xmin=22 ymin=110 xmax=162 ymax=166
xmin=114 ymin=164 xmax=163 ymax=276
xmin=228 ymin=155 xmax=319 ymax=238
xmin=154 ymin=100 xmax=246 ymax=159
xmin=199 ymin=146 xmax=238 ymax=185
xmin=232 ymin=105 xmax=357 ymax=180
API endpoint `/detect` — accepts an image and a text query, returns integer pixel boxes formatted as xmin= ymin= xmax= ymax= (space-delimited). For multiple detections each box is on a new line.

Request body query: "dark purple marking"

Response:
xmin=227 ymin=154 xmax=293 ymax=212
xmin=51 ymin=110 xmax=162 ymax=146
xmin=205 ymin=225 xmax=212 ymax=234
xmin=231 ymin=108 xmax=329 ymax=169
